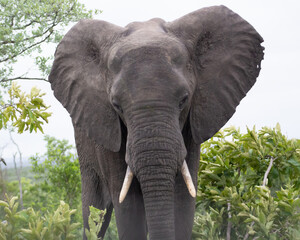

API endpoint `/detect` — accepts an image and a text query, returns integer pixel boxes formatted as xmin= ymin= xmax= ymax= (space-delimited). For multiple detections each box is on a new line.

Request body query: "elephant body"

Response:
xmin=49 ymin=5 xmax=264 ymax=240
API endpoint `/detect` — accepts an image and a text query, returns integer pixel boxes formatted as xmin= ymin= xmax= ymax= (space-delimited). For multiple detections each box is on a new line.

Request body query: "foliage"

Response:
xmin=0 ymin=194 xmax=112 ymax=240
xmin=85 ymin=206 xmax=106 ymax=240
xmin=0 ymin=82 xmax=51 ymax=133
xmin=23 ymin=201 xmax=80 ymax=240
xmin=29 ymin=135 xmax=81 ymax=212
xmin=0 ymin=194 xmax=81 ymax=239
xmin=0 ymin=195 xmax=23 ymax=240
xmin=192 ymin=125 xmax=300 ymax=240
xmin=0 ymin=136 xmax=118 ymax=240
xmin=193 ymin=207 xmax=225 ymax=240
xmin=0 ymin=136 xmax=81 ymax=222
xmin=0 ymin=0 xmax=100 ymax=132
xmin=0 ymin=0 xmax=99 ymax=81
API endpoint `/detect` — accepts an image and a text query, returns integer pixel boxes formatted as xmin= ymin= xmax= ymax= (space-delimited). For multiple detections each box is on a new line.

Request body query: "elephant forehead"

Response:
xmin=124 ymin=18 xmax=167 ymax=32
xmin=108 ymin=20 xmax=191 ymax=101
xmin=113 ymin=34 xmax=185 ymax=59
xmin=109 ymin=20 xmax=188 ymax=65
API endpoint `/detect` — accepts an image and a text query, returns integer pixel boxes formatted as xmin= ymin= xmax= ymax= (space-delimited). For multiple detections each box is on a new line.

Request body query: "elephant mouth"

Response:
xmin=119 ymin=159 xmax=196 ymax=203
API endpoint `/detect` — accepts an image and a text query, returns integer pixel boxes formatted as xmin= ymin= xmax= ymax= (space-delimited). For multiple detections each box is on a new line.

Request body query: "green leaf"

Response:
xmin=0 ymin=200 xmax=9 ymax=207
xmin=258 ymin=210 xmax=266 ymax=225
xmin=265 ymin=221 xmax=273 ymax=231
xmin=278 ymin=201 xmax=293 ymax=212
xmin=237 ymin=211 xmax=249 ymax=217
xmin=18 ymin=121 xmax=26 ymax=133
xmin=29 ymin=123 xmax=34 ymax=133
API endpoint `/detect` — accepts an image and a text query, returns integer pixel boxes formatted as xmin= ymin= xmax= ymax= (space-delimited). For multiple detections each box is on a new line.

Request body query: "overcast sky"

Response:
xmin=1 ymin=0 xmax=299 ymax=162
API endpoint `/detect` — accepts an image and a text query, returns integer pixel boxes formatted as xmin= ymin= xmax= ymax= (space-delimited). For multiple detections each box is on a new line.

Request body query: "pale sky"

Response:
xmin=1 ymin=0 xmax=300 ymax=162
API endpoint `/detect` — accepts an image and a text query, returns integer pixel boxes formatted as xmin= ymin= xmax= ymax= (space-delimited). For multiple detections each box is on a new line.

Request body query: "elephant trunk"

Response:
xmin=131 ymin=133 xmax=183 ymax=239
xmin=123 ymin=107 xmax=187 ymax=239
xmin=139 ymin=165 xmax=176 ymax=240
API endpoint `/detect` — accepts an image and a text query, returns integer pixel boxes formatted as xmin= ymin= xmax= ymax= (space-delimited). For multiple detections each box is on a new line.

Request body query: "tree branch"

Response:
xmin=1 ymin=21 xmax=54 ymax=45
xmin=244 ymin=157 xmax=276 ymax=239
xmin=227 ymin=201 xmax=232 ymax=240
xmin=12 ymin=19 xmax=38 ymax=30
xmin=0 ymin=27 xmax=55 ymax=63
xmin=1 ymin=102 xmax=22 ymax=114
xmin=10 ymin=131 xmax=23 ymax=209
xmin=0 ymin=144 xmax=8 ymax=198
xmin=262 ymin=157 xmax=275 ymax=187
xmin=243 ymin=222 xmax=255 ymax=240
xmin=1 ymin=77 xmax=49 ymax=83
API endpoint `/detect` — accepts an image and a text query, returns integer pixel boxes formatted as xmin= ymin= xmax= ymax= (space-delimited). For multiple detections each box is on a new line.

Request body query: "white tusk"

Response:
xmin=181 ymin=160 xmax=196 ymax=198
xmin=119 ymin=166 xmax=134 ymax=203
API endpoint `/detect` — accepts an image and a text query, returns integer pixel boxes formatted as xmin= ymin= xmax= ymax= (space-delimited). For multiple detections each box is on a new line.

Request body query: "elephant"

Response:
xmin=49 ymin=5 xmax=264 ymax=240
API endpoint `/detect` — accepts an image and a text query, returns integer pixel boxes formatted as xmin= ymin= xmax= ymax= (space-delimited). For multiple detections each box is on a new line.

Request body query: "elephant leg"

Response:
xmin=80 ymin=162 xmax=112 ymax=239
xmin=99 ymin=203 xmax=114 ymax=237
xmin=75 ymin=128 xmax=112 ymax=239
xmin=113 ymin=177 xmax=147 ymax=240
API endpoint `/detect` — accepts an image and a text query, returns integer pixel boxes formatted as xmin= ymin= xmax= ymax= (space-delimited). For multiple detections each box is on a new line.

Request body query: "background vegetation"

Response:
xmin=192 ymin=125 xmax=300 ymax=240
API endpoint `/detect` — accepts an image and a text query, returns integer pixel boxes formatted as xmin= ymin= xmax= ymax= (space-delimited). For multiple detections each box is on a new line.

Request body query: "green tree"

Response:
xmin=0 ymin=136 xmax=83 ymax=237
xmin=29 ymin=136 xmax=81 ymax=212
xmin=193 ymin=125 xmax=300 ymax=240
xmin=0 ymin=0 xmax=100 ymax=133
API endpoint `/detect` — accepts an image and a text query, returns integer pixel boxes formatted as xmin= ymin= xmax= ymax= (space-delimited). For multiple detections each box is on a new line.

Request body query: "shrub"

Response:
xmin=0 ymin=194 xmax=80 ymax=240
xmin=192 ymin=125 xmax=300 ymax=239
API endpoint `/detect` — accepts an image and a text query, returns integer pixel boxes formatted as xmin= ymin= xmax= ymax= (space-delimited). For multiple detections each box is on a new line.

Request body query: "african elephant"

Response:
xmin=49 ymin=5 xmax=264 ymax=240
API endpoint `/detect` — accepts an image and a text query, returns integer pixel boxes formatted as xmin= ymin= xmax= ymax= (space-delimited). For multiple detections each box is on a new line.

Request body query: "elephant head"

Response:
xmin=49 ymin=6 xmax=264 ymax=239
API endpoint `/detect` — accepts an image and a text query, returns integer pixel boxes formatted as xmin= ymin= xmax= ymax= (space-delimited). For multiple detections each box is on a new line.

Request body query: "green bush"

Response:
xmin=0 ymin=195 xmax=80 ymax=240
xmin=192 ymin=125 xmax=300 ymax=240
xmin=85 ymin=206 xmax=106 ymax=240
xmin=29 ymin=135 xmax=81 ymax=214
xmin=0 ymin=194 xmax=112 ymax=240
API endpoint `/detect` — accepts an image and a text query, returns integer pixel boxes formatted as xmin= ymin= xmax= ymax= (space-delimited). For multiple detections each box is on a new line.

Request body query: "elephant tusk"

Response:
xmin=119 ymin=166 xmax=134 ymax=203
xmin=181 ymin=160 xmax=196 ymax=198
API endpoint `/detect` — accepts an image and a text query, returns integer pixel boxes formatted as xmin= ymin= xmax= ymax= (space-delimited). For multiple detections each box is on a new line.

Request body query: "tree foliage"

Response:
xmin=0 ymin=0 xmax=100 ymax=132
xmin=0 ymin=135 xmax=119 ymax=239
xmin=85 ymin=206 xmax=106 ymax=240
xmin=193 ymin=125 xmax=300 ymax=239
xmin=0 ymin=82 xmax=51 ymax=133
xmin=0 ymin=0 xmax=99 ymax=81
xmin=0 ymin=195 xmax=81 ymax=240
xmin=0 ymin=136 xmax=83 ymax=238
xmin=29 ymin=135 xmax=81 ymax=212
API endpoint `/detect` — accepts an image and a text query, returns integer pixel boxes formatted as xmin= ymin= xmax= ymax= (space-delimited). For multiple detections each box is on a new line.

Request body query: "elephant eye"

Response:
xmin=179 ymin=94 xmax=188 ymax=110
xmin=112 ymin=101 xmax=123 ymax=114
xmin=171 ymin=55 xmax=184 ymax=67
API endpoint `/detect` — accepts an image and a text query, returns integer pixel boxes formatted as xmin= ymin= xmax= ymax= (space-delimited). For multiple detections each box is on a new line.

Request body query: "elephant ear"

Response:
xmin=167 ymin=6 xmax=264 ymax=143
xmin=49 ymin=20 xmax=123 ymax=152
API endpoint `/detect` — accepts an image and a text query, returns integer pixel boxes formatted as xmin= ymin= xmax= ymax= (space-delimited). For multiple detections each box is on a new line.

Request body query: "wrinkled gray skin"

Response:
xmin=49 ymin=6 xmax=264 ymax=240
